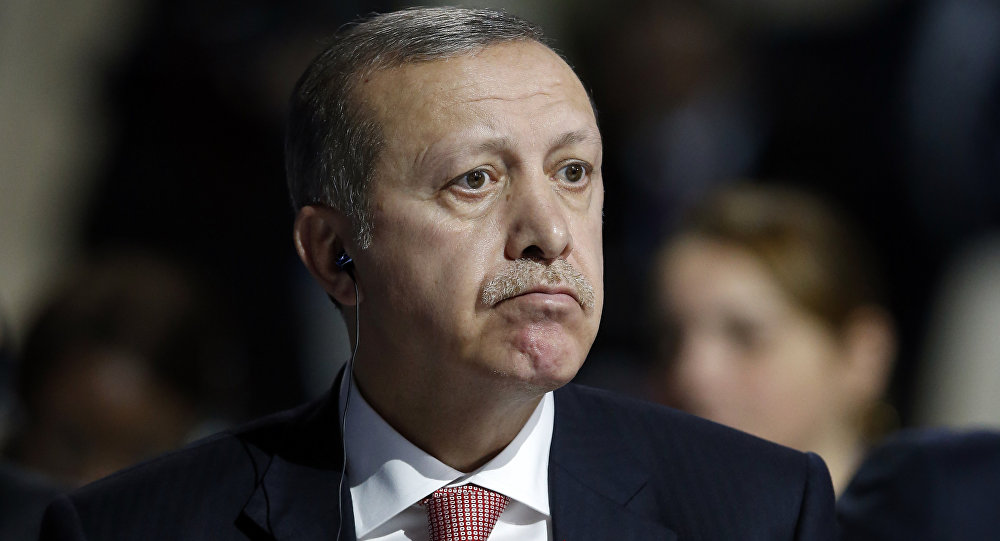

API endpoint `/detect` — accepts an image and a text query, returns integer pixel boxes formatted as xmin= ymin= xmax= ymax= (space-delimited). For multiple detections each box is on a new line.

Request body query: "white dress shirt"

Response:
xmin=339 ymin=374 xmax=554 ymax=540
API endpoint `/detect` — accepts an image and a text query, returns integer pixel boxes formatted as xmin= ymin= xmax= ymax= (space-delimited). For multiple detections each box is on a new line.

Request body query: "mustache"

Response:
xmin=481 ymin=259 xmax=596 ymax=310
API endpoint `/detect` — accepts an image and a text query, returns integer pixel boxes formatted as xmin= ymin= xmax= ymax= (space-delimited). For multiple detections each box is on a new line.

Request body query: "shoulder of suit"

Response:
xmin=850 ymin=428 xmax=1000 ymax=484
xmin=67 ymin=392 xmax=332 ymax=504
xmin=555 ymin=383 xmax=810 ymax=468
xmin=552 ymin=383 xmax=829 ymax=537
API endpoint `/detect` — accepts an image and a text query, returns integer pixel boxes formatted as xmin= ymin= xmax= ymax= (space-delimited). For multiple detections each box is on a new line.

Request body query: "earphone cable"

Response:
xmin=335 ymin=280 xmax=360 ymax=541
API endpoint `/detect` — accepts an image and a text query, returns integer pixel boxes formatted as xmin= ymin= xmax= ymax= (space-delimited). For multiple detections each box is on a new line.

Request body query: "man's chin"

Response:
xmin=489 ymin=370 xmax=577 ymax=400
xmin=495 ymin=349 xmax=585 ymax=394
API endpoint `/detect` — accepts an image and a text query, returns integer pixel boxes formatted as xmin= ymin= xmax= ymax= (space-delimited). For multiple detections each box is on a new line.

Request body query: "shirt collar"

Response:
xmin=341 ymin=372 xmax=553 ymax=537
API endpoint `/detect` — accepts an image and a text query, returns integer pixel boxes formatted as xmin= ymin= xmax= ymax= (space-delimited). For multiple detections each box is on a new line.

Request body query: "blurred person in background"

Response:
xmin=646 ymin=184 xmax=897 ymax=495
xmin=0 ymin=461 xmax=60 ymax=540
xmin=838 ymin=428 xmax=1000 ymax=539
xmin=4 ymin=250 xmax=244 ymax=487
xmin=80 ymin=0 xmax=389 ymax=417
xmin=0 ymin=304 xmax=61 ymax=541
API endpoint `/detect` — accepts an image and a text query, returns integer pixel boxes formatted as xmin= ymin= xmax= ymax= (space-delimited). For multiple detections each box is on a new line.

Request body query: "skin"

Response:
xmin=652 ymin=236 xmax=873 ymax=493
xmin=295 ymin=41 xmax=604 ymax=471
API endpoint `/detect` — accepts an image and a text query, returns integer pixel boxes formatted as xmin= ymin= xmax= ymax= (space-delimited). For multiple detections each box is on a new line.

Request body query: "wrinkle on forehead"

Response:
xmin=463 ymin=90 xmax=555 ymax=104
xmin=367 ymin=41 xmax=597 ymax=177
xmin=429 ymin=75 xmax=572 ymax=110
xmin=420 ymin=49 xmax=576 ymax=104
xmin=367 ymin=41 xmax=584 ymax=116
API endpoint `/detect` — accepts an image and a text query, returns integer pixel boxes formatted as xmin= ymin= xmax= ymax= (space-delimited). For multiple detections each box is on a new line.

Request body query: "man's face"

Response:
xmin=351 ymin=41 xmax=604 ymax=395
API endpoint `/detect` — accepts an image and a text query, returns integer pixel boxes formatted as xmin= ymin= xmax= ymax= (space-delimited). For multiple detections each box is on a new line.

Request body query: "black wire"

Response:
xmin=336 ymin=279 xmax=360 ymax=541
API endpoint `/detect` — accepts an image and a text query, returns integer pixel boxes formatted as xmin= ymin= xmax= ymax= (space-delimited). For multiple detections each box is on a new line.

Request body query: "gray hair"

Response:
xmin=285 ymin=7 xmax=547 ymax=249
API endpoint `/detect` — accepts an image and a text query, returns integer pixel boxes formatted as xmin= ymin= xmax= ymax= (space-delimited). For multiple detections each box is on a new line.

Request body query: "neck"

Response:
xmin=353 ymin=359 xmax=545 ymax=472
xmin=809 ymin=423 xmax=867 ymax=497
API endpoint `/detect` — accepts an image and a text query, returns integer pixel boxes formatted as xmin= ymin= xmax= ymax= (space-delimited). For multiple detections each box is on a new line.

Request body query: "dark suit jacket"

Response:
xmin=0 ymin=462 xmax=62 ymax=540
xmin=838 ymin=429 xmax=1000 ymax=540
xmin=40 ymin=383 xmax=834 ymax=540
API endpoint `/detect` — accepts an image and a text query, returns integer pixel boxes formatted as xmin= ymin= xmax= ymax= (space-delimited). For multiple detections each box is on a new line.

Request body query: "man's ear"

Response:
xmin=294 ymin=205 xmax=360 ymax=306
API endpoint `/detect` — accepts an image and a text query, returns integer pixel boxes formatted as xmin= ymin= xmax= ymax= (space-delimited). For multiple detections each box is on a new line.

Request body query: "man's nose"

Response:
xmin=503 ymin=172 xmax=573 ymax=261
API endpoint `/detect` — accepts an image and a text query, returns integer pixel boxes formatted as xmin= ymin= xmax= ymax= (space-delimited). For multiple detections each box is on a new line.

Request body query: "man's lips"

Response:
xmin=506 ymin=285 xmax=579 ymax=303
xmin=495 ymin=285 xmax=583 ymax=311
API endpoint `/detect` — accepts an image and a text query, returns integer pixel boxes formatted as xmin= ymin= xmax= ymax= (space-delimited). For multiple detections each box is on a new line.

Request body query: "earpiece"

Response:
xmin=335 ymin=251 xmax=353 ymax=271
xmin=335 ymin=251 xmax=355 ymax=279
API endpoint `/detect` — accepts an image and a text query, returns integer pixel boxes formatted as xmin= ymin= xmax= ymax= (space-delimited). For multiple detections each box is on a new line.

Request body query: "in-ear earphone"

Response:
xmin=335 ymin=251 xmax=355 ymax=281
xmin=335 ymin=251 xmax=353 ymax=270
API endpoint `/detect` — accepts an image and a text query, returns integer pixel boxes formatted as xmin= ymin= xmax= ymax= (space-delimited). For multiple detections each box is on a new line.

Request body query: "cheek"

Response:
xmin=674 ymin=342 xmax=801 ymax=411
xmin=770 ymin=326 xmax=841 ymax=394
xmin=571 ymin=215 xmax=605 ymax=295
xmin=746 ymin=339 xmax=839 ymax=433
xmin=373 ymin=216 xmax=496 ymax=316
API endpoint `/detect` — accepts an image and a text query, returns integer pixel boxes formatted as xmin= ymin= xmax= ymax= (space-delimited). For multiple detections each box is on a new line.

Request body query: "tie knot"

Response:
xmin=421 ymin=484 xmax=509 ymax=541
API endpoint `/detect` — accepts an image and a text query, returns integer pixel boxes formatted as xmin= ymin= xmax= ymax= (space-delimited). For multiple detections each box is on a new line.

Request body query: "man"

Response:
xmin=40 ymin=7 xmax=835 ymax=540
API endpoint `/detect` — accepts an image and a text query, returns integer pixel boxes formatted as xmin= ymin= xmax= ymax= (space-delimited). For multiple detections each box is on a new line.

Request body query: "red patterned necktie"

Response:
xmin=421 ymin=484 xmax=510 ymax=541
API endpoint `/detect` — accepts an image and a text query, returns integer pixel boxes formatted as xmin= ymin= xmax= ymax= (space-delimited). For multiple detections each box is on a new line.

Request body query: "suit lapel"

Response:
xmin=241 ymin=453 xmax=352 ymax=540
xmin=549 ymin=385 xmax=677 ymax=541
xmin=549 ymin=463 xmax=677 ymax=541
xmin=239 ymin=371 xmax=354 ymax=540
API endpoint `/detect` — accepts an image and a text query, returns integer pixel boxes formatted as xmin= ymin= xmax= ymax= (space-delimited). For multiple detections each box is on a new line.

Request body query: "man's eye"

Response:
xmin=557 ymin=162 xmax=588 ymax=183
xmin=456 ymin=169 xmax=490 ymax=190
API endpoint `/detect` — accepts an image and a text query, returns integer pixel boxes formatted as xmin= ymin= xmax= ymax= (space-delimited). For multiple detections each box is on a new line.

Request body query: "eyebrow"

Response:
xmin=472 ymin=128 xmax=603 ymax=156
xmin=550 ymin=128 xmax=603 ymax=149
xmin=475 ymin=136 xmax=515 ymax=155
xmin=418 ymin=126 xmax=604 ymax=174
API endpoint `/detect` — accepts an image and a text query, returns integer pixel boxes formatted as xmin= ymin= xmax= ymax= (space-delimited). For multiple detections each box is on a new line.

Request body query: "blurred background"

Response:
xmin=1 ymin=0 xmax=998 ymax=506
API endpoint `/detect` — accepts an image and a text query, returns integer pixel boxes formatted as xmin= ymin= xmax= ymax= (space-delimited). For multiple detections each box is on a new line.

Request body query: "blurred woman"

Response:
xmin=6 ymin=250 xmax=246 ymax=487
xmin=647 ymin=184 xmax=896 ymax=495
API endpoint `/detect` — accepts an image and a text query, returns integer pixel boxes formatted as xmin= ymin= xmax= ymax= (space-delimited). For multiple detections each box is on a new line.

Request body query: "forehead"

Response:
xmin=357 ymin=41 xmax=596 ymax=145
